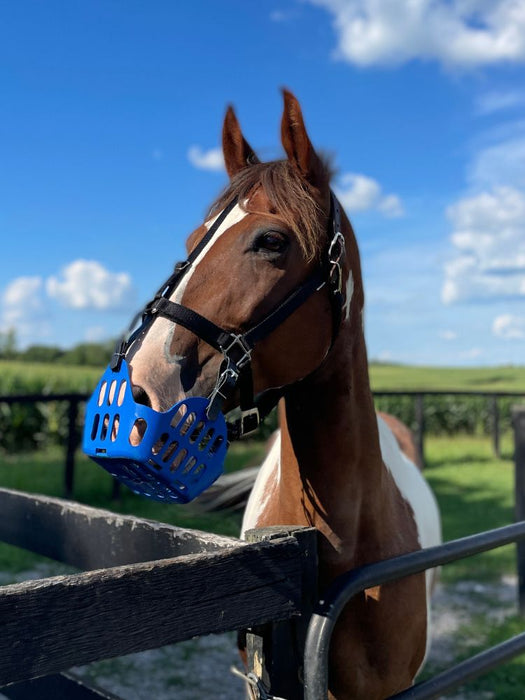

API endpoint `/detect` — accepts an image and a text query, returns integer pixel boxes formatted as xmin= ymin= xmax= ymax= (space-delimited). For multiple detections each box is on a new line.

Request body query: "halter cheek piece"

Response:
xmin=83 ymin=193 xmax=345 ymax=503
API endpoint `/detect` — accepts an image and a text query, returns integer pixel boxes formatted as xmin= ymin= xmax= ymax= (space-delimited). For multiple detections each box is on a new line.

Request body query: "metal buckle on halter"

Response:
xmin=328 ymin=232 xmax=345 ymax=295
xmin=220 ymin=334 xmax=253 ymax=369
xmin=240 ymin=407 xmax=260 ymax=437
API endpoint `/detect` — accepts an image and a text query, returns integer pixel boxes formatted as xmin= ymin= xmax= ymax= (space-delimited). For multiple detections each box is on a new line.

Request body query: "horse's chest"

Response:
xmin=241 ymin=434 xmax=281 ymax=536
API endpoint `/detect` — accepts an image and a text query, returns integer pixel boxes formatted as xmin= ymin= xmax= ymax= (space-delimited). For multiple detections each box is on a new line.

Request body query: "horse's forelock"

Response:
xmin=208 ymin=160 xmax=332 ymax=261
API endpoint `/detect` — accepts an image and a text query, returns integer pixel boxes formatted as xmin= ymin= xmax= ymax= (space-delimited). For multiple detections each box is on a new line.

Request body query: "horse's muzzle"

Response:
xmin=82 ymin=360 xmax=228 ymax=503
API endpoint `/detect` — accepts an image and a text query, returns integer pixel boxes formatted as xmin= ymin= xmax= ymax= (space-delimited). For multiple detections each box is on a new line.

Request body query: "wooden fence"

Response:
xmin=0 ymin=488 xmax=317 ymax=699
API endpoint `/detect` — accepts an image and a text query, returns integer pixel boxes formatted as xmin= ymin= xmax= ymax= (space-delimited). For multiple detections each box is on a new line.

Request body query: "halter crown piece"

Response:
xmin=83 ymin=193 xmax=345 ymax=503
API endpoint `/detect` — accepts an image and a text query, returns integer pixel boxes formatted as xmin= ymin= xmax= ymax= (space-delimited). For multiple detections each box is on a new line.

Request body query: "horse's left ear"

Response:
xmin=281 ymin=89 xmax=327 ymax=192
xmin=222 ymin=105 xmax=260 ymax=178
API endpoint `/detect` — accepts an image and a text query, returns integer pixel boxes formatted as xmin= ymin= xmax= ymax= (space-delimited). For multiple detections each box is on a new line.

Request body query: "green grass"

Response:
xmin=370 ymin=363 xmax=525 ymax=392
xmin=425 ymin=433 xmax=516 ymax=583
xmin=2 ymin=358 xmax=525 ymax=394
xmin=0 ymin=360 xmax=100 ymax=393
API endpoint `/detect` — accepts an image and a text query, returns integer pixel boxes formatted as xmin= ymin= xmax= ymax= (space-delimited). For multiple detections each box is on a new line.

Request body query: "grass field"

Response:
xmin=369 ymin=363 xmax=525 ymax=392
xmin=2 ymin=359 xmax=525 ymax=394
xmin=0 ymin=360 xmax=100 ymax=393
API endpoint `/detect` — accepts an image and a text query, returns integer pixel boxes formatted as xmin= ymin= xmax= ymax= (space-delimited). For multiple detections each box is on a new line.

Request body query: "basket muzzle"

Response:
xmin=82 ymin=360 xmax=228 ymax=503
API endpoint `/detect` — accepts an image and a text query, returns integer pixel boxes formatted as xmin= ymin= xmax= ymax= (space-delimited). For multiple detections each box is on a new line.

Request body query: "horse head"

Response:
xmin=83 ymin=90 xmax=364 ymax=502
xmin=129 ymin=90 xmax=363 ymax=415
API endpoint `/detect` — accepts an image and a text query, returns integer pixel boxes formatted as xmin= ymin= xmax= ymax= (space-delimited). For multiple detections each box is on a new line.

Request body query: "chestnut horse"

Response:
xmin=127 ymin=91 xmax=441 ymax=699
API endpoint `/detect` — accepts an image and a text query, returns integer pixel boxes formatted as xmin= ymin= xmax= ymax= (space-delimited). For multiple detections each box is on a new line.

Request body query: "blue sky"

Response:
xmin=1 ymin=0 xmax=525 ymax=366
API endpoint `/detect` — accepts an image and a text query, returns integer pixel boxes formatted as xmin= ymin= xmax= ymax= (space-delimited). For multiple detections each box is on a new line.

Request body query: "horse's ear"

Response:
xmin=222 ymin=105 xmax=260 ymax=178
xmin=281 ymin=89 xmax=326 ymax=191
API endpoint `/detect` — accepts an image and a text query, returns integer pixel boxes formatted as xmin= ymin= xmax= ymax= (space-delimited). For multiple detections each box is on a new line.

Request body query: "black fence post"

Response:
xmin=512 ymin=405 xmax=525 ymax=615
xmin=414 ymin=393 xmax=425 ymax=467
xmin=245 ymin=526 xmax=318 ymax=699
xmin=64 ymin=399 xmax=80 ymax=499
xmin=491 ymin=395 xmax=501 ymax=458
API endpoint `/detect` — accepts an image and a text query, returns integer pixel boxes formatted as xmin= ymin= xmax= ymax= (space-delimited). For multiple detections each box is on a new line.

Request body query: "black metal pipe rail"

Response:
xmin=303 ymin=521 xmax=525 ymax=700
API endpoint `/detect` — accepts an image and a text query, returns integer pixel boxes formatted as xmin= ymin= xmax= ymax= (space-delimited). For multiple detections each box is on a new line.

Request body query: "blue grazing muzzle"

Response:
xmin=82 ymin=360 xmax=228 ymax=503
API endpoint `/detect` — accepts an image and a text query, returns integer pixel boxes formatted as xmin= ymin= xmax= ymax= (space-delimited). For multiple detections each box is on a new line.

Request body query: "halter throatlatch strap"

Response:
xmin=111 ymin=192 xmax=347 ymax=439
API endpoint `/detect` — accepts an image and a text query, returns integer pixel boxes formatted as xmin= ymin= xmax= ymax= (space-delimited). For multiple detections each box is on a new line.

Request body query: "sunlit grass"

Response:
xmin=370 ymin=363 xmax=525 ymax=393
xmin=425 ymin=433 xmax=516 ymax=583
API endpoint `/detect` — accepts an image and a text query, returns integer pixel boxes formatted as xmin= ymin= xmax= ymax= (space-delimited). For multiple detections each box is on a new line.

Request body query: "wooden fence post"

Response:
xmin=64 ymin=399 xmax=79 ymax=499
xmin=491 ymin=395 xmax=501 ymax=458
xmin=512 ymin=405 xmax=525 ymax=614
xmin=244 ymin=526 xmax=318 ymax=699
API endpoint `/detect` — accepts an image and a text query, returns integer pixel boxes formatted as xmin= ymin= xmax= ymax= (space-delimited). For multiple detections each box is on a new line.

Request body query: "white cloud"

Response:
xmin=187 ymin=145 xmax=224 ymax=172
xmin=306 ymin=0 xmax=525 ymax=68
xmin=439 ymin=330 xmax=458 ymax=341
xmin=493 ymin=314 xmax=525 ymax=339
xmin=335 ymin=173 xmax=404 ymax=217
xmin=469 ymin=128 xmax=525 ymax=190
xmin=442 ymin=186 xmax=525 ymax=304
xmin=84 ymin=325 xmax=110 ymax=343
xmin=475 ymin=91 xmax=525 ymax=116
xmin=460 ymin=347 xmax=483 ymax=360
xmin=1 ymin=276 xmax=50 ymax=343
xmin=46 ymin=260 xmax=135 ymax=311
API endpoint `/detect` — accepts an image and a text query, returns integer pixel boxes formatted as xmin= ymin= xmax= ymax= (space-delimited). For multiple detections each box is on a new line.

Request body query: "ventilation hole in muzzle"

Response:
xmin=117 ymin=380 xmax=127 ymax=406
xmin=180 ymin=413 xmax=196 ymax=437
xmin=170 ymin=404 xmax=187 ymax=428
xmin=171 ymin=448 xmax=188 ymax=472
xmin=91 ymin=414 xmax=100 ymax=440
xmin=111 ymin=414 xmax=120 ymax=441
xmin=152 ymin=433 xmax=169 ymax=455
xmin=189 ymin=421 xmax=205 ymax=444
xmin=162 ymin=440 xmax=179 ymax=463
xmin=209 ymin=435 xmax=224 ymax=455
xmin=182 ymin=456 xmax=197 ymax=475
xmin=129 ymin=418 xmax=147 ymax=446
xmin=108 ymin=380 xmax=118 ymax=405
xmin=193 ymin=464 xmax=206 ymax=479
xmin=199 ymin=429 xmax=214 ymax=451
xmin=100 ymin=414 xmax=110 ymax=440
xmin=98 ymin=381 xmax=107 ymax=407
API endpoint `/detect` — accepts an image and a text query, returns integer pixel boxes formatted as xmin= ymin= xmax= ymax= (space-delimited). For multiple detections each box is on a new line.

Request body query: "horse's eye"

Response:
xmin=255 ymin=231 xmax=288 ymax=254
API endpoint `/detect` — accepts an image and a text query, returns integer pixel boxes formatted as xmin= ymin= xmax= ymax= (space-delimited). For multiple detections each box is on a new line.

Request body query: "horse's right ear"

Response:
xmin=222 ymin=106 xmax=260 ymax=178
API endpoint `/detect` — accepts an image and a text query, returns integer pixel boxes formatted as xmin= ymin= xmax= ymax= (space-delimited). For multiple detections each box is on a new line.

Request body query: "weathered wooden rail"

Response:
xmin=0 ymin=488 xmax=317 ymax=698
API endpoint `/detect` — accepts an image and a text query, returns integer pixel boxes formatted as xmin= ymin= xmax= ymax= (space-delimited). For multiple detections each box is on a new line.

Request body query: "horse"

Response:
xmin=125 ymin=90 xmax=442 ymax=699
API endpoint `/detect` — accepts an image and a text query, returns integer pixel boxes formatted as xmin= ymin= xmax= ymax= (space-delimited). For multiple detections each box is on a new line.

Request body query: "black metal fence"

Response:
xmin=1 ymin=389 xmax=523 ymax=499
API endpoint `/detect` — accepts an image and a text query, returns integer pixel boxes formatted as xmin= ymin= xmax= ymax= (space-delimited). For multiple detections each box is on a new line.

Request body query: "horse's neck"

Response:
xmin=278 ymin=327 xmax=389 ymax=579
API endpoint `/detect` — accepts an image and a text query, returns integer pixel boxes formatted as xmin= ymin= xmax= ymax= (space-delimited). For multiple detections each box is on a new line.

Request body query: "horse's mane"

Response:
xmin=209 ymin=159 xmax=332 ymax=261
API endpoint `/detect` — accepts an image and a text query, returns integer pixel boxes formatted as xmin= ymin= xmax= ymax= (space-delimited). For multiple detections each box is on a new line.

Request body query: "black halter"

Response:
xmin=111 ymin=192 xmax=346 ymax=440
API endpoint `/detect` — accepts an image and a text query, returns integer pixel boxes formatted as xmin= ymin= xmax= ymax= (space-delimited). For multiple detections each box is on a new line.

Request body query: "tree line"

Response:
xmin=0 ymin=330 xmax=114 ymax=367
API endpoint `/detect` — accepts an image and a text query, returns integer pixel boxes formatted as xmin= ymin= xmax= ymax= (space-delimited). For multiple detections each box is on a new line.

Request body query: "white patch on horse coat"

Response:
xmin=376 ymin=414 xmax=442 ymax=671
xmin=159 ymin=204 xmax=248 ymax=360
xmin=171 ymin=203 xmax=247 ymax=305
xmin=241 ymin=432 xmax=281 ymax=538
